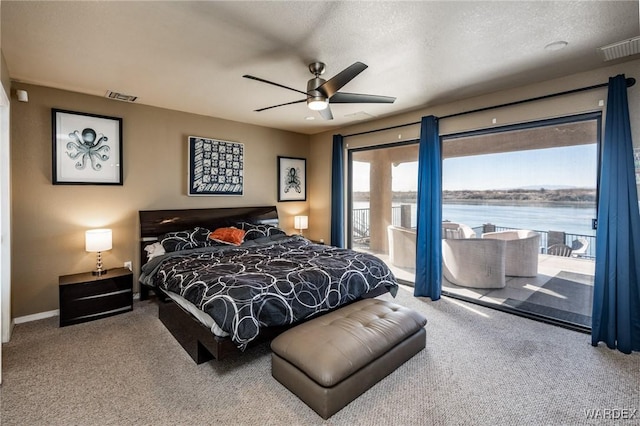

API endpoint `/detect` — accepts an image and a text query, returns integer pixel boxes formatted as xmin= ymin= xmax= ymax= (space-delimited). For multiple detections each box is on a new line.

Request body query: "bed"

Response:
xmin=138 ymin=206 xmax=398 ymax=363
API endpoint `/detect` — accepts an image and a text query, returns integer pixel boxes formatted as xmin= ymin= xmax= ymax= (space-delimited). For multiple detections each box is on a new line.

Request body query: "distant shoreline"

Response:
xmin=441 ymin=199 xmax=594 ymax=207
xmin=353 ymin=188 xmax=596 ymax=206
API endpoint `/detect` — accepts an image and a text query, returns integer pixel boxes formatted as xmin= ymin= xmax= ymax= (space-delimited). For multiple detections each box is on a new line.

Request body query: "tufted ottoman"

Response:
xmin=270 ymin=298 xmax=427 ymax=419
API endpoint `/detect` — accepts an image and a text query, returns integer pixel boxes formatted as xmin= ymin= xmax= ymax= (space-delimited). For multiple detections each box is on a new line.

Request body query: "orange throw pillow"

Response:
xmin=209 ymin=227 xmax=246 ymax=246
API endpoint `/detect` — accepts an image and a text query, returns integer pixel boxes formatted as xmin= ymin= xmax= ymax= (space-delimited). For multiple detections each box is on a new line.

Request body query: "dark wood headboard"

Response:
xmin=139 ymin=206 xmax=279 ymax=239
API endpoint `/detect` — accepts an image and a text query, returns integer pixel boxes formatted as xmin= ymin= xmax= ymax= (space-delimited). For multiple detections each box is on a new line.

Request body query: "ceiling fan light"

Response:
xmin=307 ymin=97 xmax=328 ymax=111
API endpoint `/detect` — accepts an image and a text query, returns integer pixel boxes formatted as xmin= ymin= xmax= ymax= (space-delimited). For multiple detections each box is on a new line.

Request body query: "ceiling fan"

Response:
xmin=243 ymin=61 xmax=396 ymax=120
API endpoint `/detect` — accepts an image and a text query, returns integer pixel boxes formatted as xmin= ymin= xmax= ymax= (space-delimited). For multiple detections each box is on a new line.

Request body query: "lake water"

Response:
xmin=354 ymin=201 xmax=597 ymax=236
xmin=442 ymin=202 xmax=596 ymax=236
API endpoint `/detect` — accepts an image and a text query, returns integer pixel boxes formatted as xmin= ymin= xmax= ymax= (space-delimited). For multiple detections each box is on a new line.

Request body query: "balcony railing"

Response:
xmin=482 ymin=225 xmax=596 ymax=259
xmin=353 ymin=206 xmax=405 ymax=245
xmin=352 ymin=206 xmax=596 ymax=259
xmin=352 ymin=208 xmax=371 ymax=244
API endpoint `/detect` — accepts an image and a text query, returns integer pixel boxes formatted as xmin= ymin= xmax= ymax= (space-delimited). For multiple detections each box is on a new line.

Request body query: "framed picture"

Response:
xmin=278 ymin=156 xmax=306 ymax=201
xmin=188 ymin=136 xmax=244 ymax=196
xmin=52 ymin=109 xmax=123 ymax=185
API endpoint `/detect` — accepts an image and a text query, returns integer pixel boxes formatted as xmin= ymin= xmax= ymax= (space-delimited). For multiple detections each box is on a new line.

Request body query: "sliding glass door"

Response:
xmin=347 ymin=113 xmax=600 ymax=330
xmin=441 ymin=113 xmax=600 ymax=330
xmin=348 ymin=142 xmax=419 ymax=283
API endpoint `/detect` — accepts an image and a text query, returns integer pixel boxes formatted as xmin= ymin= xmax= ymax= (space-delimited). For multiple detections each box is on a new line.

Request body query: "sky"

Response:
xmin=352 ymin=144 xmax=598 ymax=192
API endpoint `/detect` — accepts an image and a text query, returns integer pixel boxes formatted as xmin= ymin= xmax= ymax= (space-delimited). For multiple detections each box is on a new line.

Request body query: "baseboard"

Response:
xmin=14 ymin=309 xmax=59 ymax=324
xmin=12 ymin=292 xmax=142 ymax=325
xmin=2 ymin=320 xmax=14 ymax=343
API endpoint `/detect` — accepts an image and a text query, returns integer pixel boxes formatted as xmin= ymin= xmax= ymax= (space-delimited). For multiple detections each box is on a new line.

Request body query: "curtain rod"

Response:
xmin=342 ymin=77 xmax=635 ymax=139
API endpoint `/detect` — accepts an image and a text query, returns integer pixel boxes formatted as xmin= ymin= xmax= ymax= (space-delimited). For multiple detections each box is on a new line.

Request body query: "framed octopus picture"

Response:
xmin=277 ymin=156 xmax=306 ymax=202
xmin=52 ymin=109 xmax=123 ymax=185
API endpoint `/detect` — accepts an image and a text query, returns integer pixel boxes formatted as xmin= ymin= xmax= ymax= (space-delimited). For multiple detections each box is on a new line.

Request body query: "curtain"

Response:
xmin=330 ymin=134 xmax=345 ymax=248
xmin=591 ymin=74 xmax=640 ymax=354
xmin=414 ymin=116 xmax=442 ymax=299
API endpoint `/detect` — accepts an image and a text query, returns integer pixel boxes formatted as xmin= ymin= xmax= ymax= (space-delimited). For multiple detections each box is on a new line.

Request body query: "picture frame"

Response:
xmin=188 ymin=136 xmax=244 ymax=196
xmin=278 ymin=156 xmax=306 ymax=202
xmin=52 ymin=109 xmax=123 ymax=185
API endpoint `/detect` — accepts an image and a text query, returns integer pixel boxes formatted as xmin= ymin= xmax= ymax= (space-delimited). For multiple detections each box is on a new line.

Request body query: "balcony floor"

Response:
xmin=363 ymin=249 xmax=595 ymax=331
xmin=441 ymin=254 xmax=594 ymax=329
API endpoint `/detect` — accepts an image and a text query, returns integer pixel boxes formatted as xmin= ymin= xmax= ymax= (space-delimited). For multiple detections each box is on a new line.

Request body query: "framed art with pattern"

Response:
xmin=278 ymin=156 xmax=306 ymax=201
xmin=188 ymin=136 xmax=244 ymax=196
xmin=52 ymin=109 xmax=123 ymax=185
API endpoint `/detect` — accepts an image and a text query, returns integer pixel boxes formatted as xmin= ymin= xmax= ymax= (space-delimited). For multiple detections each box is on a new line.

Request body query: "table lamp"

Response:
xmin=294 ymin=215 xmax=308 ymax=236
xmin=86 ymin=228 xmax=112 ymax=275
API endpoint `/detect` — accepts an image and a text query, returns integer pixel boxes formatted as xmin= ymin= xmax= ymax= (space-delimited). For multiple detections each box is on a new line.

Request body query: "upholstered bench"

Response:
xmin=271 ymin=298 xmax=427 ymax=419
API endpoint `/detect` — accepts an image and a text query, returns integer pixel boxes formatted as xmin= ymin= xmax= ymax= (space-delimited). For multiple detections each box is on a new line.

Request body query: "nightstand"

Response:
xmin=59 ymin=267 xmax=133 ymax=327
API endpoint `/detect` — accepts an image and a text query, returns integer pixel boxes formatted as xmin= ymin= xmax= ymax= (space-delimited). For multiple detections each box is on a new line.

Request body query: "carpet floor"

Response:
xmin=1 ymin=285 xmax=638 ymax=425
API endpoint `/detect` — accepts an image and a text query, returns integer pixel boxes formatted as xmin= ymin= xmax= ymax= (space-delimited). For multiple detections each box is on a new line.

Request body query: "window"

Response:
xmin=441 ymin=113 xmax=600 ymax=330
xmin=346 ymin=112 xmax=600 ymax=330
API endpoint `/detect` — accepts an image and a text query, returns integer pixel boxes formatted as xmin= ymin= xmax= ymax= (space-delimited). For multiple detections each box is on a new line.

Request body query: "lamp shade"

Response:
xmin=294 ymin=215 xmax=308 ymax=230
xmin=85 ymin=229 xmax=112 ymax=252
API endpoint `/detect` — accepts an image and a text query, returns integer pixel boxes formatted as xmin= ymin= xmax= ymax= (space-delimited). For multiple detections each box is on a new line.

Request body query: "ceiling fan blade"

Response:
xmin=254 ymin=99 xmax=306 ymax=112
xmin=316 ymin=62 xmax=368 ymax=97
xmin=319 ymin=105 xmax=333 ymax=120
xmin=330 ymin=92 xmax=396 ymax=104
xmin=243 ymin=75 xmax=309 ymax=96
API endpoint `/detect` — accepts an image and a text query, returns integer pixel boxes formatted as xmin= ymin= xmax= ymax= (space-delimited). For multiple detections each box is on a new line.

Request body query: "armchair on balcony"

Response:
xmin=481 ymin=230 xmax=540 ymax=277
xmin=442 ymin=221 xmax=476 ymax=239
xmin=547 ymin=243 xmax=573 ymax=257
xmin=387 ymin=221 xmax=477 ymax=270
xmin=387 ymin=225 xmax=417 ymax=269
xmin=442 ymin=238 xmax=507 ymax=288
xmin=570 ymin=237 xmax=589 ymax=257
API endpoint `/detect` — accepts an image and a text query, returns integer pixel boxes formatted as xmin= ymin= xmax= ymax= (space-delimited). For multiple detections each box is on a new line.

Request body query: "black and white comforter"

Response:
xmin=140 ymin=235 xmax=398 ymax=350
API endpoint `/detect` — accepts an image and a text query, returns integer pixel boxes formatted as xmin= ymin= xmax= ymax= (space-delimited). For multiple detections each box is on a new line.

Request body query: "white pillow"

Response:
xmin=144 ymin=242 xmax=166 ymax=260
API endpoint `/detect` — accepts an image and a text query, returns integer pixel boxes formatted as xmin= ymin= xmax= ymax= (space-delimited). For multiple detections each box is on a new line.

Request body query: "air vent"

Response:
xmin=599 ymin=36 xmax=640 ymax=61
xmin=105 ymin=90 xmax=138 ymax=102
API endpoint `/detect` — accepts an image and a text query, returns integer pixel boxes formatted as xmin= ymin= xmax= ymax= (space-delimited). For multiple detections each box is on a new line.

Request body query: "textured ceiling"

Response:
xmin=2 ymin=1 xmax=639 ymax=134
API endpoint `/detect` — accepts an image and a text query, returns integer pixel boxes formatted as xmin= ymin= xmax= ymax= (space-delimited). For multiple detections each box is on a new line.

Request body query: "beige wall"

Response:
xmin=9 ymin=59 xmax=640 ymax=318
xmin=10 ymin=83 xmax=309 ymax=317
xmin=1 ymin=53 xmax=8 ymax=97
xmin=308 ymin=59 xmax=640 ymax=243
